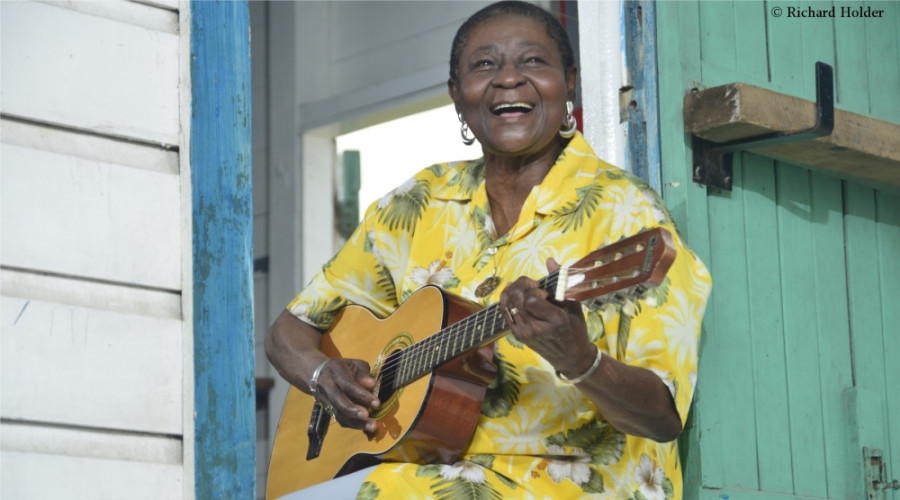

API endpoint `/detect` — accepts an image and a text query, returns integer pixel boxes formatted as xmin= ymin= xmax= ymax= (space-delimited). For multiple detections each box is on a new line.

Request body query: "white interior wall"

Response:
xmin=0 ymin=1 xmax=192 ymax=498
xmin=256 ymin=2 xmax=492 ymax=488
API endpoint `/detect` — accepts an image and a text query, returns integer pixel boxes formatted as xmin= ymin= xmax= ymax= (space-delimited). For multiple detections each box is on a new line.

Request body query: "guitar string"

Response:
xmin=372 ymin=232 xmax=660 ymax=386
xmin=374 ymin=272 xmax=561 ymax=389
xmin=376 ymin=271 xmax=560 ymax=379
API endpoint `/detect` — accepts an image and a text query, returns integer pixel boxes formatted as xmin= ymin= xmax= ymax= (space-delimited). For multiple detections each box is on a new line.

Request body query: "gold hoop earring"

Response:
xmin=459 ymin=112 xmax=476 ymax=146
xmin=560 ymin=100 xmax=577 ymax=138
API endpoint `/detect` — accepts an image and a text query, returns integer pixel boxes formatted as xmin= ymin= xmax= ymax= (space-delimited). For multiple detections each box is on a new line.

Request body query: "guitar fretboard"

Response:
xmin=387 ymin=271 xmax=561 ymax=390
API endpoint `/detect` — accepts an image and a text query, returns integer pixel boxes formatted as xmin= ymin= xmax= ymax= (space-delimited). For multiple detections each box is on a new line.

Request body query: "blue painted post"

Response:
xmin=623 ymin=0 xmax=662 ymax=192
xmin=190 ymin=0 xmax=255 ymax=497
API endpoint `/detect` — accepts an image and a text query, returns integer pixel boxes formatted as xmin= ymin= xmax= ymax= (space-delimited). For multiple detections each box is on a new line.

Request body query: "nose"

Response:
xmin=491 ymin=62 xmax=525 ymax=88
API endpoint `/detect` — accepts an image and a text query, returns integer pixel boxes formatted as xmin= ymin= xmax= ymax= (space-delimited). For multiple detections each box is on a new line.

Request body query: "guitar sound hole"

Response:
xmin=375 ymin=351 xmax=401 ymax=403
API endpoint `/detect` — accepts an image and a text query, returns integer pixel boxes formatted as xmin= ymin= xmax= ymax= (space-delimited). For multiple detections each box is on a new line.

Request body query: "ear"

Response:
xmin=566 ymin=67 xmax=578 ymax=102
xmin=447 ymin=78 xmax=461 ymax=108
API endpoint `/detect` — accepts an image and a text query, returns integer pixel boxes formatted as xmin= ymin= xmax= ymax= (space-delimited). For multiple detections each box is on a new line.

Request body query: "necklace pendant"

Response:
xmin=475 ymin=275 xmax=501 ymax=298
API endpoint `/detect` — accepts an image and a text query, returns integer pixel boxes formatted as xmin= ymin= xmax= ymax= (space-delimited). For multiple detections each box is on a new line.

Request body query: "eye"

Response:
xmin=473 ymin=59 xmax=494 ymax=70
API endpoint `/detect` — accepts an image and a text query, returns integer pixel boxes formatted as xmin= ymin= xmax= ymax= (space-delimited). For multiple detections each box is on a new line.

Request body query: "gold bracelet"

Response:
xmin=555 ymin=345 xmax=602 ymax=384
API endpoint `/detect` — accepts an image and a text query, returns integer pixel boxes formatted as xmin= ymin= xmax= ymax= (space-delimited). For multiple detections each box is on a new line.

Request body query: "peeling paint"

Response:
xmin=190 ymin=1 xmax=255 ymax=498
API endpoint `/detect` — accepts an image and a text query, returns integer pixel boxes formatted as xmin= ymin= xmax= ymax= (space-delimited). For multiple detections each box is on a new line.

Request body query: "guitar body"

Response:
xmin=266 ymin=286 xmax=497 ymax=499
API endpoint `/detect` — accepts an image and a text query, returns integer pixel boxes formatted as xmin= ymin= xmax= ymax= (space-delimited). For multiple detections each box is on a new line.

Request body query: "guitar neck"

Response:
xmin=392 ymin=272 xmax=560 ymax=389
xmin=387 ymin=227 xmax=675 ymax=392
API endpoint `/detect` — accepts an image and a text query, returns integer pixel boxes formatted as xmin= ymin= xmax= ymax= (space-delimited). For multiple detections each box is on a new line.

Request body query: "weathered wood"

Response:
xmin=0 ymin=2 xmax=179 ymax=145
xmin=0 ymin=143 xmax=182 ymax=290
xmin=684 ymin=82 xmax=900 ymax=187
xmin=190 ymin=1 xmax=255 ymax=498
xmin=1 ymin=450 xmax=182 ymax=499
xmin=1 ymin=421 xmax=182 ymax=464
xmin=1 ymin=291 xmax=183 ymax=434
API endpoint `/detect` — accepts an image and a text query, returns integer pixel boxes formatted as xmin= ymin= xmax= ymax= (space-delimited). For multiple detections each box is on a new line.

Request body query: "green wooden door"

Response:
xmin=654 ymin=2 xmax=900 ymax=499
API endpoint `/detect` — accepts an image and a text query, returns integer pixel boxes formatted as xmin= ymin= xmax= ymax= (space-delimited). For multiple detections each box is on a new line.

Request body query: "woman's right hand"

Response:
xmin=310 ymin=357 xmax=381 ymax=433
xmin=265 ymin=310 xmax=381 ymax=434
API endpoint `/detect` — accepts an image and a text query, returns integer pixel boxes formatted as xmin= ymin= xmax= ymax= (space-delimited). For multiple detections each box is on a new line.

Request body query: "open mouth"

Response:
xmin=491 ymin=102 xmax=534 ymax=117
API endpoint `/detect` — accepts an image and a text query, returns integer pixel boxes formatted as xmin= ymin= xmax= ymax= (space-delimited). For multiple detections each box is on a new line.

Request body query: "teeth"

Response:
xmin=492 ymin=102 xmax=533 ymax=111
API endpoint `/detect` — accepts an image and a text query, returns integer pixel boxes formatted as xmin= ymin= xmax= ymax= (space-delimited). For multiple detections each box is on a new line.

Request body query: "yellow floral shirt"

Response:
xmin=287 ymin=133 xmax=712 ymax=499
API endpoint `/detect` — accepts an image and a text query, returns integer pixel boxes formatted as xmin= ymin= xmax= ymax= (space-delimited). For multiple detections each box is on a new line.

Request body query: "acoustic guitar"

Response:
xmin=266 ymin=227 xmax=676 ymax=499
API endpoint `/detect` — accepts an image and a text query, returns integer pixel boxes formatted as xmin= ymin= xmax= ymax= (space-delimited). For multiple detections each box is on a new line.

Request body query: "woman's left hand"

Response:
xmin=499 ymin=258 xmax=597 ymax=378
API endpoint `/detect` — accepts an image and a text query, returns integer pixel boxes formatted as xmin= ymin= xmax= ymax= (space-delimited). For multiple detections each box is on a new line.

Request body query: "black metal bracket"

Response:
xmin=692 ymin=62 xmax=835 ymax=190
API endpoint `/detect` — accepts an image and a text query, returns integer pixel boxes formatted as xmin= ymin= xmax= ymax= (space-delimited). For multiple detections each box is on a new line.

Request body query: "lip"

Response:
xmin=490 ymin=101 xmax=535 ymax=118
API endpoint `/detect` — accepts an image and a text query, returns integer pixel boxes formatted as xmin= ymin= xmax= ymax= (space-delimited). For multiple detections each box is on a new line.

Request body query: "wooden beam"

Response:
xmin=684 ymin=82 xmax=900 ymax=188
xmin=190 ymin=1 xmax=255 ymax=498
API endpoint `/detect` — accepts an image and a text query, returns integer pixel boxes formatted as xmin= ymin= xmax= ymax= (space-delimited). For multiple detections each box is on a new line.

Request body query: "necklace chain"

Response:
xmin=475 ymin=240 xmax=510 ymax=298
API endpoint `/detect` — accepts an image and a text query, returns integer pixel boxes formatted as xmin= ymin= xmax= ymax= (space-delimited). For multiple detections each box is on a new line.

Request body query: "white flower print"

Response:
xmin=440 ymin=460 xmax=487 ymax=484
xmin=597 ymin=184 xmax=651 ymax=237
xmin=658 ymin=287 xmax=702 ymax=367
xmin=505 ymin=222 xmax=580 ymax=276
xmin=482 ymin=404 xmax=549 ymax=454
xmin=634 ymin=454 xmax=666 ymax=500
xmin=410 ymin=260 xmax=455 ymax=289
xmin=545 ymin=445 xmax=592 ymax=485
xmin=640 ymin=188 xmax=667 ymax=225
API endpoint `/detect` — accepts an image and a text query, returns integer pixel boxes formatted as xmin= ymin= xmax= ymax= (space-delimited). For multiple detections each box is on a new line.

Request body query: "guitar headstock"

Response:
xmin=553 ymin=227 xmax=676 ymax=305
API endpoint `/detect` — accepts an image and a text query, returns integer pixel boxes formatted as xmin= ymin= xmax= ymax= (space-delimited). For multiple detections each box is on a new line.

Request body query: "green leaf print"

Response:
xmin=378 ymin=179 xmax=430 ymax=232
xmin=426 ymin=163 xmax=447 ymax=177
xmin=375 ymin=265 xmax=395 ymax=295
xmin=642 ymin=276 xmax=671 ymax=308
xmin=586 ymin=311 xmax=605 ymax=341
xmin=663 ymin=476 xmax=675 ymax=498
xmin=630 ymin=490 xmax=649 ymax=500
xmin=551 ymin=183 xmax=604 ymax=232
xmin=617 ymin=311 xmax=632 ymax=361
xmin=306 ymin=296 xmax=349 ymax=327
xmin=481 ymin=353 xmax=520 ymax=418
xmin=432 ymin=479 xmax=502 ymax=500
xmin=355 ymin=482 xmax=380 ymax=500
xmin=544 ymin=420 xmax=626 ymax=466
xmin=468 ymin=454 xmax=495 ymax=469
xmin=447 ymin=159 xmax=485 ymax=197
xmin=583 ymin=469 xmax=605 ymax=494
xmin=416 ymin=464 xmax=443 ymax=478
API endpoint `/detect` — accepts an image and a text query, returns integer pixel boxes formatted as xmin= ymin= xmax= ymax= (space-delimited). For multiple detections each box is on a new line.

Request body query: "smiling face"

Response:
xmin=449 ymin=13 xmax=576 ymax=158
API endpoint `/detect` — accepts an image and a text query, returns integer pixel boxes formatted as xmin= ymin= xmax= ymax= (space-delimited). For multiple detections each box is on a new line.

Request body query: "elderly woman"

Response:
xmin=266 ymin=1 xmax=711 ymax=498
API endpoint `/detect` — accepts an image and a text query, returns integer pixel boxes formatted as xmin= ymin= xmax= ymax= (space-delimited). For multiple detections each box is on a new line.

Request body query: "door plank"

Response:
xmin=775 ymin=163 xmax=828 ymax=497
xmin=809 ymin=175 xmax=855 ymax=499
xmin=742 ymin=154 xmax=794 ymax=494
xmin=706 ymin=155 xmax=760 ymax=490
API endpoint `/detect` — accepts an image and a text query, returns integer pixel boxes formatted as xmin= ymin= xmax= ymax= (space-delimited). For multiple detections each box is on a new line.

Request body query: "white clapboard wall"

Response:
xmin=1 ymin=1 xmax=191 ymax=498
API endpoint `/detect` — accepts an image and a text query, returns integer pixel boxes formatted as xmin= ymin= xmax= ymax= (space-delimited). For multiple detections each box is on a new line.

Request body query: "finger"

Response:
xmin=328 ymin=390 xmax=377 ymax=430
xmin=546 ymin=257 xmax=561 ymax=272
xmin=333 ymin=360 xmax=380 ymax=409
